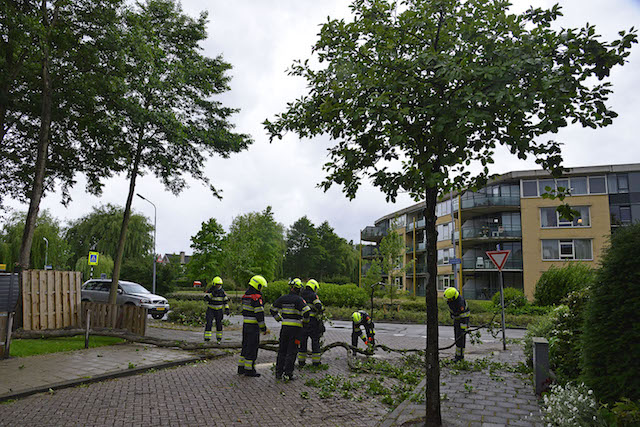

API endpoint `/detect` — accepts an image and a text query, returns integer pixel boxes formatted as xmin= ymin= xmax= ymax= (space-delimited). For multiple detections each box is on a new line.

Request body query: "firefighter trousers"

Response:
xmin=204 ymin=308 xmax=223 ymax=341
xmin=299 ymin=318 xmax=322 ymax=365
xmin=239 ymin=323 xmax=260 ymax=372
xmin=453 ymin=317 xmax=469 ymax=350
xmin=276 ymin=325 xmax=302 ymax=376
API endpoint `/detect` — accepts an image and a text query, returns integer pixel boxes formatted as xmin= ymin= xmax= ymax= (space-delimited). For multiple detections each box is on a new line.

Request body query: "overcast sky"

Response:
xmin=4 ymin=0 xmax=640 ymax=256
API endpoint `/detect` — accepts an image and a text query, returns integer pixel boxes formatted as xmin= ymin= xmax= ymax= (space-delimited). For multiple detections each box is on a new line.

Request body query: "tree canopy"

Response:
xmin=187 ymin=218 xmax=226 ymax=283
xmin=265 ymin=0 xmax=636 ymax=423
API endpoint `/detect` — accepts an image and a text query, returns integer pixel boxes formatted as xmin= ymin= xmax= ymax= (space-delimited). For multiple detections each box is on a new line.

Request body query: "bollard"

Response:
xmin=533 ymin=337 xmax=551 ymax=395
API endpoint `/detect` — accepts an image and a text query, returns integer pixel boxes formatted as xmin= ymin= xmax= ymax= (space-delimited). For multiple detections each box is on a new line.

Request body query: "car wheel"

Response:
xmin=151 ymin=313 xmax=164 ymax=320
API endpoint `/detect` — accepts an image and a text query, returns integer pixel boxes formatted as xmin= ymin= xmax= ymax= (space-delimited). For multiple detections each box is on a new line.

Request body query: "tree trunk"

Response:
xmin=109 ymin=142 xmax=144 ymax=304
xmin=424 ymin=184 xmax=442 ymax=426
xmin=18 ymin=7 xmax=53 ymax=270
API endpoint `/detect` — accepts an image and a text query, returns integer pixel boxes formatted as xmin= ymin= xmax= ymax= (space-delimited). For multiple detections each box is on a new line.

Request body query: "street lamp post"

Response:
xmin=43 ymin=237 xmax=49 ymax=270
xmin=136 ymin=193 xmax=157 ymax=294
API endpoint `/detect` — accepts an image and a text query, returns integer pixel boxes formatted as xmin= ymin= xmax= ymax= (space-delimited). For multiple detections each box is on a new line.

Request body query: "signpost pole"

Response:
xmin=486 ymin=248 xmax=511 ymax=350
xmin=499 ymin=270 xmax=507 ymax=350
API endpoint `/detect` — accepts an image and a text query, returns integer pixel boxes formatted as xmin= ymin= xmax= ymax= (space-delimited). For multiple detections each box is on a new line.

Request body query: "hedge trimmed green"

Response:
xmin=534 ymin=262 xmax=595 ymax=306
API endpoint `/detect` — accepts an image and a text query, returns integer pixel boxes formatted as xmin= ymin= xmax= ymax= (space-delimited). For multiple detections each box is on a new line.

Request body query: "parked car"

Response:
xmin=81 ymin=279 xmax=170 ymax=319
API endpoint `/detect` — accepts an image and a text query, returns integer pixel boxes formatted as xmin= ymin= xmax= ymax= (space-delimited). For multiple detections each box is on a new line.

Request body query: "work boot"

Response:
xmin=275 ymin=373 xmax=283 ymax=380
xmin=298 ymin=361 xmax=306 ymax=367
xmin=237 ymin=366 xmax=245 ymax=375
xmin=244 ymin=370 xmax=261 ymax=378
xmin=204 ymin=338 xmax=210 ymax=342
xmin=283 ymin=374 xmax=296 ymax=381
xmin=216 ymin=339 xmax=222 ymax=344
xmin=312 ymin=362 xmax=321 ymax=367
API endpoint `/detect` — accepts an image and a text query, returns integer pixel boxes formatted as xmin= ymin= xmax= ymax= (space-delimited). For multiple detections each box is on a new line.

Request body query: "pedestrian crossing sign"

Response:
xmin=88 ymin=252 xmax=99 ymax=266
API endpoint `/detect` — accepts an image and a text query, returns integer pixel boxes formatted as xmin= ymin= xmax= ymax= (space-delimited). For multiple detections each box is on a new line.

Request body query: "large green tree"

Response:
xmin=284 ymin=216 xmax=321 ymax=278
xmin=0 ymin=210 xmax=71 ymax=271
xmin=187 ymin=218 xmax=226 ymax=283
xmin=64 ymin=204 xmax=153 ymax=267
xmin=316 ymin=221 xmax=358 ymax=283
xmin=108 ymin=0 xmax=252 ymax=304
xmin=222 ymin=207 xmax=285 ymax=289
xmin=1 ymin=0 xmax=126 ymax=269
xmin=265 ymin=0 xmax=636 ymax=423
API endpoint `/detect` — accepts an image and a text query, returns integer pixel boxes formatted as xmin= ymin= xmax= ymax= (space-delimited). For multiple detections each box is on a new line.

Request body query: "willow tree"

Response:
xmin=107 ymin=0 xmax=252 ymax=304
xmin=264 ymin=0 xmax=636 ymax=424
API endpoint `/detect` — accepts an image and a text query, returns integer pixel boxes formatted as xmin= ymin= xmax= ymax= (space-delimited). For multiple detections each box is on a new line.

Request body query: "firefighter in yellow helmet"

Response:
xmin=444 ymin=287 xmax=470 ymax=362
xmin=351 ymin=310 xmax=375 ymax=356
xmin=238 ymin=275 xmax=268 ymax=377
xmin=299 ymin=279 xmax=325 ymax=367
xmin=204 ymin=276 xmax=230 ymax=343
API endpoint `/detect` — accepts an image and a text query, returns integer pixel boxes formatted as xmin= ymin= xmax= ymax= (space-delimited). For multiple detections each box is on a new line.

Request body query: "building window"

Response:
xmin=542 ymin=239 xmax=592 ymax=260
xmin=538 ymin=179 xmax=555 ymax=197
xmin=437 ymin=275 xmax=454 ymax=291
xmin=620 ymin=206 xmax=632 ymax=223
xmin=522 ymin=180 xmax=538 ymax=197
xmin=588 ymin=176 xmax=606 ymax=194
xmin=437 ymin=222 xmax=454 ymax=242
xmin=540 ymin=206 xmax=590 ymax=228
xmin=569 ymin=177 xmax=588 ymax=195
xmin=437 ymin=248 xmax=455 ymax=265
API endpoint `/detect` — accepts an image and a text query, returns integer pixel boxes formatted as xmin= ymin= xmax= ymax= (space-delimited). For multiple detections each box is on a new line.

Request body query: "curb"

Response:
xmin=378 ymin=378 xmax=426 ymax=427
xmin=0 ymin=351 xmax=230 ymax=403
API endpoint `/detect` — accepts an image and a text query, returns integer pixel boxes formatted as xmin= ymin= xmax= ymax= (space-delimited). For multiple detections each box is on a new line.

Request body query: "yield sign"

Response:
xmin=486 ymin=250 xmax=511 ymax=271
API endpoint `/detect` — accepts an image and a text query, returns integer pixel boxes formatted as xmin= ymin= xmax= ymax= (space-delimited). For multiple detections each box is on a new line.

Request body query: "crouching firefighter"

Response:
xmin=238 ymin=275 xmax=268 ymax=377
xmin=299 ymin=278 xmax=324 ymax=367
xmin=204 ymin=276 xmax=230 ymax=343
xmin=351 ymin=310 xmax=375 ymax=356
xmin=444 ymin=287 xmax=470 ymax=362
xmin=270 ymin=278 xmax=311 ymax=380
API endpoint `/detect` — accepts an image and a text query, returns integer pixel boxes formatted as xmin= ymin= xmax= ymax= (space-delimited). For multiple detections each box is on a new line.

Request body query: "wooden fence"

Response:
xmin=22 ymin=270 xmax=82 ymax=330
xmin=81 ymin=302 xmax=147 ymax=336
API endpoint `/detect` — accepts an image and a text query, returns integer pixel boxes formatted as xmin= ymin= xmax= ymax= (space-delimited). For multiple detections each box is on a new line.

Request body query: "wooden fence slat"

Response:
xmin=46 ymin=270 xmax=55 ymax=328
xmin=22 ymin=271 xmax=32 ymax=331
xmin=68 ymin=273 xmax=76 ymax=327
xmin=62 ymin=273 xmax=70 ymax=327
xmin=38 ymin=271 xmax=47 ymax=329
xmin=54 ymin=271 xmax=63 ymax=328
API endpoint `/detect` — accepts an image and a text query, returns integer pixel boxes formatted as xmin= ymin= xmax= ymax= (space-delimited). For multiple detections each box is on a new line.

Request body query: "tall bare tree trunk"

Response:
xmin=109 ymin=142 xmax=144 ymax=304
xmin=18 ymin=3 xmax=53 ymax=269
xmin=424 ymin=184 xmax=442 ymax=426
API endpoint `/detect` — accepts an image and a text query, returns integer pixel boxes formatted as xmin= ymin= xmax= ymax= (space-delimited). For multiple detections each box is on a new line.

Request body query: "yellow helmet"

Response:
xmin=212 ymin=276 xmax=223 ymax=285
xmin=352 ymin=312 xmax=362 ymax=323
xmin=249 ymin=275 xmax=267 ymax=291
xmin=289 ymin=278 xmax=303 ymax=289
xmin=443 ymin=287 xmax=459 ymax=301
xmin=307 ymin=279 xmax=319 ymax=291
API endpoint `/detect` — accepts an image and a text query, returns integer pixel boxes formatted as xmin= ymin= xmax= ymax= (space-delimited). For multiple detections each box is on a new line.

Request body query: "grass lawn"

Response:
xmin=10 ymin=336 xmax=126 ymax=358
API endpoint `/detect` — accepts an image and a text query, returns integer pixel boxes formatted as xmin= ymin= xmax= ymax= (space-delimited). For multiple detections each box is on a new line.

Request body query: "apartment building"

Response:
xmin=360 ymin=163 xmax=640 ymax=300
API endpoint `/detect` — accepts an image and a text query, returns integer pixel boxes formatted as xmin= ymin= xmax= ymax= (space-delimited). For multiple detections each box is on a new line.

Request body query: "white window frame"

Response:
xmin=541 ymin=239 xmax=593 ymax=261
xmin=540 ymin=206 xmax=591 ymax=228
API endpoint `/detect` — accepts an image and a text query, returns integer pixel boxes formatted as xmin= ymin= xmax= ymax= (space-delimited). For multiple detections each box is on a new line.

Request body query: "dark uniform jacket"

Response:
xmin=270 ymin=291 xmax=311 ymax=327
xmin=353 ymin=310 xmax=375 ymax=339
xmin=301 ymin=287 xmax=324 ymax=318
xmin=205 ymin=286 xmax=230 ymax=311
xmin=446 ymin=295 xmax=470 ymax=319
xmin=242 ymin=287 xmax=266 ymax=332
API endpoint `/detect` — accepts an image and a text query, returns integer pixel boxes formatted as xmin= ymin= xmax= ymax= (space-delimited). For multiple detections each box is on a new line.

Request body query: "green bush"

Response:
xmin=582 ymin=223 xmax=640 ymax=404
xmin=534 ymin=263 xmax=595 ymax=306
xmin=167 ymin=299 xmax=207 ymax=326
xmin=261 ymin=280 xmax=291 ymax=303
xmin=491 ymin=287 xmax=528 ymax=311
xmin=317 ymin=283 xmax=368 ymax=308
xmin=523 ymin=305 xmax=565 ymax=367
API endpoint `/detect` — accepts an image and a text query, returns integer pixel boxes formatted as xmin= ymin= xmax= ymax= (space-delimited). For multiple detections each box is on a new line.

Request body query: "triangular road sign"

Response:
xmin=486 ymin=250 xmax=511 ymax=271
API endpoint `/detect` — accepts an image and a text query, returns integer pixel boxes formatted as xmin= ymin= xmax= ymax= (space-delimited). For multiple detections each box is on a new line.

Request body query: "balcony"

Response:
xmin=461 ymin=195 xmax=520 ymax=209
xmin=406 ymin=218 xmax=426 ymax=231
xmin=361 ymin=226 xmax=387 ymax=242
xmin=361 ymin=245 xmax=378 ymax=258
xmin=406 ymin=263 xmax=428 ymax=276
xmin=462 ymin=257 xmax=523 ymax=271
xmin=406 ymin=242 xmax=426 ymax=253
xmin=460 ymin=225 xmax=521 ymax=241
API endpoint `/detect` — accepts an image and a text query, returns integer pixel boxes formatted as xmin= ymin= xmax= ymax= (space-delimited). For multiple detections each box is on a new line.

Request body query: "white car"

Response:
xmin=81 ymin=279 xmax=170 ymax=319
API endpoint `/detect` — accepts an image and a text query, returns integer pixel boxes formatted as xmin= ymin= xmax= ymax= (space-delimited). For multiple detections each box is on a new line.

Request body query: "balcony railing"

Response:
xmin=460 ymin=225 xmax=521 ymax=240
xmin=406 ymin=218 xmax=426 ymax=231
xmin=462 ymin=257 xmax=523 ymax=270
xmin=361 ymin=245 xmax=378 ymax=257
xmin=406 ymin=264 xmax=428 ymax=276
xmin=361 ymin=226 xmax=387 ymax=241
xmin=460 ymin=195 xmax=520 ymax=210
xmin=406 ymin=242 xmax=426 ymax=253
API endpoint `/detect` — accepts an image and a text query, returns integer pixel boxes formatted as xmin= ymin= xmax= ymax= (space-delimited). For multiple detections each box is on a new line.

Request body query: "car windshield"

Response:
xmin=120 ymin=282 xmax=150 ymax=294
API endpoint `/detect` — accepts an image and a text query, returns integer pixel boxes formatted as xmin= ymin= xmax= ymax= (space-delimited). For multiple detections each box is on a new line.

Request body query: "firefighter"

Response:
xmin=299 ymin=278 xmax=324 ymax=367
xmin=351 ymin=310 xmax=375 ymax=356
xmin=444 ymin=287 xmax=470 ymax=362
xmin=204 ymin=276 xmax=230 ymax=343
xmin=270 ymin=278 xmax=311 ymax=380
xmin=238 ymin=275 xmax=268 ymax=377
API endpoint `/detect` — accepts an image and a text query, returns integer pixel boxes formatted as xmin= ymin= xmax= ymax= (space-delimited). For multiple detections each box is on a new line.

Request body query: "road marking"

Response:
xmin=393 ymin=334 xmax=405 ymax=337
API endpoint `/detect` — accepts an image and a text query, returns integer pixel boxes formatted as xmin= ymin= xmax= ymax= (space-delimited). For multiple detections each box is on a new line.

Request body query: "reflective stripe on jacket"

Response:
xmin=447 ymin=295 xmax=470 ymax=319
xmin=301 ymin=287 xmax=324 ymax=318
xmin=205 ymin=287 xmax=230 ymax=310
xmin=242 ymin=288 xmax=266 ymax=331
xmin=270 ymin=291 xmax=311 ymax=327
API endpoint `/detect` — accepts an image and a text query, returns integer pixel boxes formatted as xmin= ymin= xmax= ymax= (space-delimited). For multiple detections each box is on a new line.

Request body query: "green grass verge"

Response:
xmin=10 ymin=336 xmax=126 ymax=357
